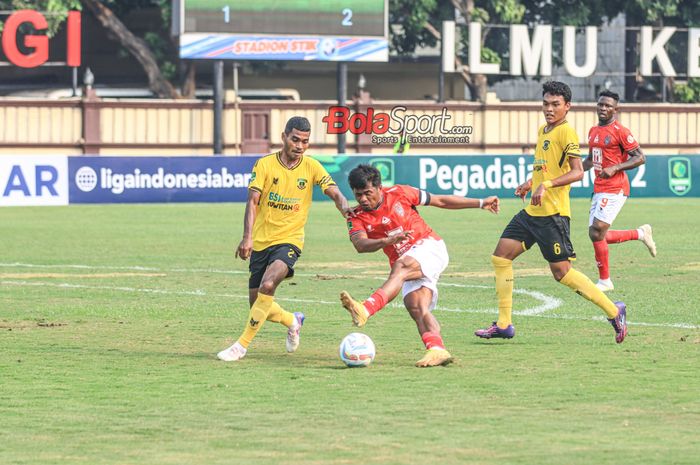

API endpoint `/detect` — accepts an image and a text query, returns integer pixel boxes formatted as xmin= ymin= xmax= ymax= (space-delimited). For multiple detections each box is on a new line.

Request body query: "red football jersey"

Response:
xmin=347 ymin=185 xmax=440 ymax=266
xmin=587 ymin=121 xmax=640 ymax=196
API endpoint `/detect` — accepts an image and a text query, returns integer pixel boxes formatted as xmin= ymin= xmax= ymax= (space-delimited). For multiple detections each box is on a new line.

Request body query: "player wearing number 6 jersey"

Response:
xmin=583 ymin=90 xmax=657 ymax=292
xmin=474 ymin=81 xmax=629 ymax=344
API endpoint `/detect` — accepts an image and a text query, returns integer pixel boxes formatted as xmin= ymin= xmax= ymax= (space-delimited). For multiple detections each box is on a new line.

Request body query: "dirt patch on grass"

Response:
xmin=675 ymin=262 xmax=700 ymax=271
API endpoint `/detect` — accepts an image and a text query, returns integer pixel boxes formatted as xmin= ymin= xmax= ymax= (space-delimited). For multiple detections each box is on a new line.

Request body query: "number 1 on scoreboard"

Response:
xmin=222 ymin=5 xmax=230 ymax=23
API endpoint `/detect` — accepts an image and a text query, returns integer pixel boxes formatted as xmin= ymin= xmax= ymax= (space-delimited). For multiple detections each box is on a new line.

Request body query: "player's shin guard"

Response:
xmin=492 ymin=255 xmax=514 ymax=328
xmin=559 ymin=268 xmax=618 ymax=319
xmin=266 ymin=301 xmax=295 ymax=327
xmin=238 ymin=293 xmax=274 ymax=348
xmin=592 ymin=240 xmax=610 ymax=280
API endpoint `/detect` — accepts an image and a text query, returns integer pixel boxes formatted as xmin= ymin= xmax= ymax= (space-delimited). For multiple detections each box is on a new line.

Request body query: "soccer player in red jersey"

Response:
xmin=339 ymin=164 xmax=499 ymax=367
xmin=583 ymin=90 xmax=657 ymax=292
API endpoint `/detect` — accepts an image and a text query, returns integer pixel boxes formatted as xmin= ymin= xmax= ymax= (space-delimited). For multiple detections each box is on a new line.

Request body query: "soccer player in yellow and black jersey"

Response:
xmin=217 ymin=116 xmax=352 ymax=361
xmin=475 ymin=81 xmax=629 ymax=344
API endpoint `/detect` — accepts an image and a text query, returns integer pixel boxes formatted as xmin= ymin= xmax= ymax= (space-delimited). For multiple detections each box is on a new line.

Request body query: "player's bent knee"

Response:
xmin=258 ymin=280 xmax=277 ymax=295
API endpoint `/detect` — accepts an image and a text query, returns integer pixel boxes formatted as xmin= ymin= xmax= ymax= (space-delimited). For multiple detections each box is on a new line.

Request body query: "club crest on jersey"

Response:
xmin=604 ymin=135 xmax=612 ymax=145
xmin=627 ymin=135 xmax=635 ymax=143
xmin=393 ymin=203 xmax=405 ymax=217
xmin=296 ymin=178 xmax=308 ymax=190
xmin=542 ymin=140 xmax=550 ymax=151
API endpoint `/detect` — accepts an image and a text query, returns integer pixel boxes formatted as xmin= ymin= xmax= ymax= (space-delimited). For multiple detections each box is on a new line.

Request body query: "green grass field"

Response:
xmin=1 ymin=198 xmax=699 ymax=465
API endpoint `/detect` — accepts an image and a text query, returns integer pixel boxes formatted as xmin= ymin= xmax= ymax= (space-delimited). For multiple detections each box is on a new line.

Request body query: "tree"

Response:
xmin=81 ymin=0 xmax=179 ymax=98
xmin=0 ymin=0 xmax=191 ymax=98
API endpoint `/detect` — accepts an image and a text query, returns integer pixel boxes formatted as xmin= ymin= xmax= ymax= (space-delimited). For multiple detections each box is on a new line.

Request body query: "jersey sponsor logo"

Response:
xmin=251 ymin=171 xmax=257 ymax=182
xmin=594 ymin=135 xmax=599 ymax=143
xmin=533 ymin=158 xmax=548 ymax=172
xmin=367 ymin=224 xmax=373 ymax=232
xmin=627 ymin=135 xmax=635 ymax=143
xmin=297 ymin=178 xmax=308 ymax=190
xmin=381 ymin=216 xmax=391 ymax=225
xmin=267 ymin=191 xmax=302 ymax=211
xmin=273 ymin=177 xmax=279 ymax=185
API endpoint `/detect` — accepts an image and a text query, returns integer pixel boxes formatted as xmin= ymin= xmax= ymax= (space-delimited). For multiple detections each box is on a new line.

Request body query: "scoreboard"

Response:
xmin=176 ymin=0 xmax=389 ymax=62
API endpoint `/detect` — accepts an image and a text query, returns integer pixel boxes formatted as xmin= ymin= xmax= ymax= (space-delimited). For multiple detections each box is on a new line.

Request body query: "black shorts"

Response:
xmin=248 ymin=243 xmax=301 ymax=289
xmin=501 ymin=210 xmax=576 ymax=263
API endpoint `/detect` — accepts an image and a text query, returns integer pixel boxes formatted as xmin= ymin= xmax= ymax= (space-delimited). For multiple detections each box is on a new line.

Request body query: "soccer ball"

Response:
xmin=320 ymin=38 xmax=338 ymax=59
xmin=339 ymin=332 xmax=376 ymax=367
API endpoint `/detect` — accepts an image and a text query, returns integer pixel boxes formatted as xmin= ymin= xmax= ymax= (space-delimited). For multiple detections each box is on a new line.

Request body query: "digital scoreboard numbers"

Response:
xmin=177 ymin=0 xmax=389 ymax=62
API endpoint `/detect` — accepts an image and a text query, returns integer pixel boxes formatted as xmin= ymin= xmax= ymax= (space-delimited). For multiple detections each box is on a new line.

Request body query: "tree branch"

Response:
xmin=83 ymin=0 xmax=179 ymax=98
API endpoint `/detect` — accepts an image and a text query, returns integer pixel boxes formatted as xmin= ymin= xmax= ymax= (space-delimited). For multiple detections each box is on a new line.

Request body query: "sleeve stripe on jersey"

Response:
xmin=419 ymin=190 xmax=431 ymax=205
xmin=249 ymin=186 xmax=262 ymax=193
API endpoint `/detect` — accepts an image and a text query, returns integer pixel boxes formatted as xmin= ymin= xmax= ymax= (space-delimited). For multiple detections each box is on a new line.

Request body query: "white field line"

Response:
xmin=1 ymin=262 xmax=698 ymax=330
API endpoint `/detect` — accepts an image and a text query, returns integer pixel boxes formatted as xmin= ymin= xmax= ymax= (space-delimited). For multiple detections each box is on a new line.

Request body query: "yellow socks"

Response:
xmin=266 ymin=301 xmax=295 ymax=327
xmin=237 ymin=293 xmax=274 ymax=348
xmin=559 ymin=268 xmax=618 ymax=319
xmin=492 ymin=255 xmax=514 ymax=328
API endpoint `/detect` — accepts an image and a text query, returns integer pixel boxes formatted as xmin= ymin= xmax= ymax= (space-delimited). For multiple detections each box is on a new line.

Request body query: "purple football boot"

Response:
xmin=474 ymin=322 xmax=515 ymax=339
xmin=608 ymin=302 xmax=628 ymax=344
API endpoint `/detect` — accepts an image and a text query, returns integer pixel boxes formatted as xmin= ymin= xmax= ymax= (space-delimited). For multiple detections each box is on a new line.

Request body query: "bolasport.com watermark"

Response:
xmin=321 ymin=106 xmax=473 ymax=145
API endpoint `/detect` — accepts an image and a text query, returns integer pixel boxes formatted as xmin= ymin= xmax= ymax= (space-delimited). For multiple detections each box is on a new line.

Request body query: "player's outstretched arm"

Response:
xmin=350 ymin=230 xmax=413 ymax=253
xmin=235 ymin=189 xmax=261 ymax=260
xmin=324 ymin=185 xmax=355 ymax=218
xmin=427 ymin=194 xmax=500 ymax=214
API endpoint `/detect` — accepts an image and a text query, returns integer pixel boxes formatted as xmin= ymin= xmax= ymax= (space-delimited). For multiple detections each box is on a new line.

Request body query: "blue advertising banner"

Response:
xmin=1 ymin=154 xmax=693 ymax=206
xmin=68 ymin=157 xmax=255 ymax=203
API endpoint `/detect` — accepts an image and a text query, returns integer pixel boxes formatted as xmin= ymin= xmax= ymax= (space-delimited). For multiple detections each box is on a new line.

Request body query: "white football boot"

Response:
xmin=639 ymin=224 xmax=657 ymax=257
xmin=217 ymin=341 xmax=247 ymax=361
xmin=595 ymin=278 xmax=615 ymax=292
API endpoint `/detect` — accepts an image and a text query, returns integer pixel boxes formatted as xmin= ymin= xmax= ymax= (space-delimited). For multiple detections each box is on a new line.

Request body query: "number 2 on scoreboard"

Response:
xmin=342 ymin=8 xmax=353 ymax=26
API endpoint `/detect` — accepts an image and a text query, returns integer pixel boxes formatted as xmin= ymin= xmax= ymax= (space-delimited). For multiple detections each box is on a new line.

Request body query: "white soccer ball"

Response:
xmin=339 ymin=332 xmax=376 ymax=367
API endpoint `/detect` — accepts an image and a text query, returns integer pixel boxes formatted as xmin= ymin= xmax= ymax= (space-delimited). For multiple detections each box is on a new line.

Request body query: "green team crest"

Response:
xmin=297 ymin=178 xmax=308 ymax=190
xmin=668 ymin=157 xmax=691 ymax=196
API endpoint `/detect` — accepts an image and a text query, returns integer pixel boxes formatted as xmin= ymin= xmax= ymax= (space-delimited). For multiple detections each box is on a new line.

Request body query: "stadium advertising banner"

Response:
xmin=313 ymin=154 xmax=700 ymax=200
xmin=68 ymin=157 xmax=255 ymax=203
xmin=0 ymin=155 xmax=697 ymax=206
xmin=0 ymin=156 xmax=69 ymax=206
xmin=176 ymin=0 xmax=389 ymax=62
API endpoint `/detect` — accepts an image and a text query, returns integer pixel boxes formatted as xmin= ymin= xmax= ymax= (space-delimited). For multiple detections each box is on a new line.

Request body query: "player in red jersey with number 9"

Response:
xmin=583 ymin=90 xmax=657 ymax=292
